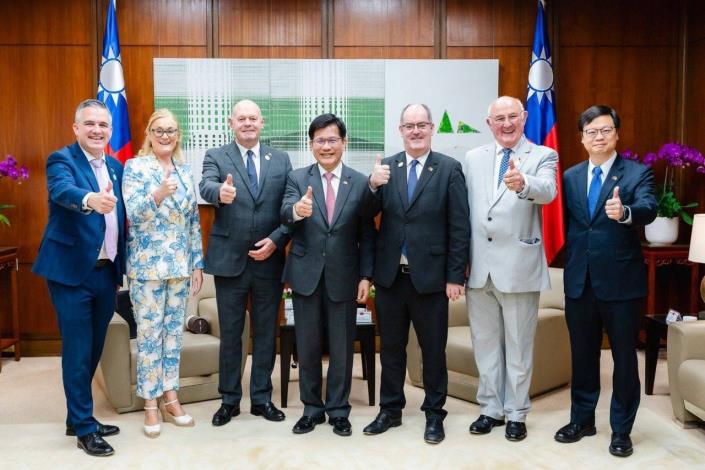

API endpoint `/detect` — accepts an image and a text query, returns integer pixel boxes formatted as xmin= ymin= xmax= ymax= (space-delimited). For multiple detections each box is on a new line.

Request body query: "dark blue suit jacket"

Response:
xmin=562 ymin=155 xmax=657 ymax=301
xmin=32 ymin=142 xmax=126 ymax=286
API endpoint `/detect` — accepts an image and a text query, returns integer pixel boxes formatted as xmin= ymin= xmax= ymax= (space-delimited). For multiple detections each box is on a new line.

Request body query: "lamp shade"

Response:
xmin=689 ymin=214 xmax=705 ymax=263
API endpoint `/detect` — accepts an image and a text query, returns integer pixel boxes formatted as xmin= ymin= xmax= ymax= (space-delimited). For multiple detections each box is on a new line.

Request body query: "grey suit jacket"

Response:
xmin=199 ymin=142 xmax=292 ymax=278
xmin=281 ymin=163 xmax=375 ymax=302
xmin=463 ymin=138 xmax=557 ymax=293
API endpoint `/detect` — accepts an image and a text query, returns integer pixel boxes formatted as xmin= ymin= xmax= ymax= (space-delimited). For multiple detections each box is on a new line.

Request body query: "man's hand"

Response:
xmin=446 ymin=282 xmax=464 ymax=301
xmin=503 ymin=159 xmax=525 ymax=193
xmin=248 ymin=237 xmax=277 ymax=261
xmin=357 ymin=279 xmax=371 ymax=303
xmin=219 ymin=173 xmax=236 ymax=204
xmin=369 ymin=154 xmax=390 ymax=189
xmin=294 ymin=186 xmax=314 ymax=218
xmin=87 ymin=180 xmax=117 ymax=214
xmin=605 ymin=186 xmax=624 ymax=220
xmin=190 ymin=269 xmax=203 ymax=296
xmin=154 ymin=168 xmax=177 ymax=203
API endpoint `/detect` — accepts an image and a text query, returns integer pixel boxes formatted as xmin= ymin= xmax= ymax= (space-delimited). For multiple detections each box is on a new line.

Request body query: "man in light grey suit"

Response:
xmin=200 ymin=99 xmax=291 ymax=426
xmin=463 ymin=96 xmax=557 ymax=441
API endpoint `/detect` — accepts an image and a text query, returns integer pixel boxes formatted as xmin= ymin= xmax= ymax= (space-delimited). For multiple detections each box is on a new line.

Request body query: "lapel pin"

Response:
xmin=611 ymin=176 xmax=617 ymax=180
xmin=265 ymin=153 xmax=271 ymax=161
xmin=397 ymin=161 xmax=404 ymax=167
xmin=343 ymin=180 xmax=349 ymax=185
xmin=428 ymin=167 xmax=434 ymax=172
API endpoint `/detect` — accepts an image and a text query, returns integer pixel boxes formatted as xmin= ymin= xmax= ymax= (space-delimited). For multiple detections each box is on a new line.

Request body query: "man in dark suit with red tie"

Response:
xmin=363 ymin=103 xmax=470 ymax=444
xmin=33 ymin=99 xmax=126 ymax=457
xmin=555 ymin=105 xmax=657 ymax=457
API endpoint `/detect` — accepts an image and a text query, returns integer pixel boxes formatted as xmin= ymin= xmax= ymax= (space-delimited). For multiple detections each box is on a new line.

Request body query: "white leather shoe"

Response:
xmin=143 ymin=405 xmax=161 ymax=438
xmin=160 ymin=399 xmax=195 ymax=427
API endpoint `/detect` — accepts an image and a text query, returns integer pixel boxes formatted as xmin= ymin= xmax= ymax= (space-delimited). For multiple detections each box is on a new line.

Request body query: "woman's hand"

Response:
xmin=190 ymin=268 xmax=203 ymax=296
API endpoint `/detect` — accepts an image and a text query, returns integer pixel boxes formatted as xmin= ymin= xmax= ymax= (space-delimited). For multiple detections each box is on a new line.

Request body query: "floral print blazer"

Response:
xmin=123 ymin=155 xmax=204 ymax=280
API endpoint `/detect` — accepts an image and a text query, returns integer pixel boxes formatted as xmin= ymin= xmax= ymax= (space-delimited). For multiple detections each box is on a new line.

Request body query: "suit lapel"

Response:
xmin=572 ymin=161 xmax=590 ymax=222
xmin=392 ymin=153 xmax=408 ymax=210
xmin=225 ymin=143 xmax=254 ymax=200
xmin=307 ymin=165 xmax=328 ymax=223
xmin=256 ymin=145 xmax=272 ymax=203
xmin=408 ymin=152 xmax=438 ymax=209
xmin=72 ymin=143 xmax=100 ymax=192
xmin=330 ymin=165 xmax=353 ymax=227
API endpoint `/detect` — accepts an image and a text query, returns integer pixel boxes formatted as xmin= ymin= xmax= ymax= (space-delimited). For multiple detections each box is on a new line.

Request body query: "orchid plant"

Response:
xmin=622 ymin=143 xmax=704 ymax=225
xmin=0 ymin=155 xmax=30 ymax=226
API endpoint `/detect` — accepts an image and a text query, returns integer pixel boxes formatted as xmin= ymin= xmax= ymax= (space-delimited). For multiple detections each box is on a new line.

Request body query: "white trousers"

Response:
xmin=467 ymin=277 xmax=539 ymax=422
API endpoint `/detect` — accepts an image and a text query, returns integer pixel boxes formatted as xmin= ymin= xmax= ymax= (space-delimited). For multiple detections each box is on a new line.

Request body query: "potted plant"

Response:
xmin=623 ymin=143 xmax=705 ymax=245
xmin=0 ymin=155 xmax=30 ymax=226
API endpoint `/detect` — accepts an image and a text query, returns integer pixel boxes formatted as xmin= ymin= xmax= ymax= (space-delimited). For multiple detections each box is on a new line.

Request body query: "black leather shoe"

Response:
xmin=329 ymin=416 xmax=352 ymax=436
xmin=66 ymin=422 xmax=120 ymax=437
xmin=363 ymin=411 xmax=402 ymax=435
xmin=424 ymin=418 xmax=445 ymax=444
xmin=251 ymin=402 xmax=285 ymax=422
xmin=469 ymin=414 xmax=505 ymax=434
xmin=76 ymin=433 xmax=114 ymax=457
xmin=292 ymin=415 xmax=326 ymax=434
xmin=505 ymin=421 xmax=527 ymax=441
xmin=554 ymin=422 xmax=597 ymax=443
xmin=609 ymin=433 xmax=633 ymax=457
xmin=212 ymin=403 xmax=240 ymax=426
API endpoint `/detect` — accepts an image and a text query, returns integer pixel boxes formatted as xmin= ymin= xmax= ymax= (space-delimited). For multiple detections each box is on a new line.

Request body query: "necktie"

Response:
xmin=246 ymin=150 xmax=258 ymax=195
xmin=497 ymin=148 xmax=512 ymax=188
xmin=402 ymin=160 xmax=419 ymax=258
xmin=587 ymin=166 xmax=603 ymax=218
xmin=323 ymin=172 xmax=336 ymax=225
xmin=89 ymin=159 xmax=118 ymax=261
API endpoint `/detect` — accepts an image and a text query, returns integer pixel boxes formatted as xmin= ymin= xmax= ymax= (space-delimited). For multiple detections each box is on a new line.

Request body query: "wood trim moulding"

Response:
xmin=20 ymin=338 xmax=62 ymax=357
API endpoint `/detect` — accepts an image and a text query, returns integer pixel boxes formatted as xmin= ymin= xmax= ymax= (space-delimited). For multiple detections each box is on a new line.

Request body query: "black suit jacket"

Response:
xmin=563 ymin=154 xmax=657 ymax=301
xmin=199 ymin=142 xmax=292 ymax=279
xmin=371 ymin=151 xmax=470 ymax=293
xmin=281 ymin=164 xmax=375 ymax=302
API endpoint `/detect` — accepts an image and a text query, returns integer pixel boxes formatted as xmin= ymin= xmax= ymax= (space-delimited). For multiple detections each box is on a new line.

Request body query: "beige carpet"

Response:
xmin=1 ymin=351 xmax=704 ymax=469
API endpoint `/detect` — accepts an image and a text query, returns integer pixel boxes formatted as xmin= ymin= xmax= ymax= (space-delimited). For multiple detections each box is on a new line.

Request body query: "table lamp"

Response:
xmin=688 ymin=213 xmax=705 ymax=305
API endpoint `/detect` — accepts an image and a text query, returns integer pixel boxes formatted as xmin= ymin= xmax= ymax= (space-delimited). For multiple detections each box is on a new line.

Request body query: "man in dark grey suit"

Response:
xmin=281 ymin=114 xmax=376 ymax=437
xmin=363 ymin=103 xmax=470 ymax=444
xmin=200 ymin=99 xmax=291 ymax=425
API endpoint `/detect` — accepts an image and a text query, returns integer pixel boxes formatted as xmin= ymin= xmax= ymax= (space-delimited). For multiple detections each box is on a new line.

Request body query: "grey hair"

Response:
xmin=74 ymin=99 xmax=111 ymax=124
xmin=487 ymin=96 xmax=525 ymax=116
xmin=400 ymin=103 xmax=433 ymax=124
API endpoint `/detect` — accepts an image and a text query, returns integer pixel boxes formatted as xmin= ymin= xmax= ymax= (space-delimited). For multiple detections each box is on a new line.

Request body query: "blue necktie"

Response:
xmin=587 ymin=166 xmax=603 ymax=218
xmin=402 ymin=160 xmax=419 ymax=258
xmin=246 ymin=150 xmax=258 ymax=195
xmin=497 ymin=148 xmax=511 ymax=188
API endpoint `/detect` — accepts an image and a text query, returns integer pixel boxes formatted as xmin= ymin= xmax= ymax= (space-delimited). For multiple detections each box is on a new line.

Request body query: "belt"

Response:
xmin=399 ymin=264 xmax=411 ymax=274
xmin=95 ymin=259 xmax=113 ymax=268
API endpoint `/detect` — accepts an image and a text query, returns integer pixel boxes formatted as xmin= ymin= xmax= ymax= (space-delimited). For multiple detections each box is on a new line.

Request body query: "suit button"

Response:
xmin=487 ymin=217 xmax=492 ymax=221
xmin=488 ymin=237 xmax=492 ymax=242
xmin=322 ymin=252 xmax=326 ymax=257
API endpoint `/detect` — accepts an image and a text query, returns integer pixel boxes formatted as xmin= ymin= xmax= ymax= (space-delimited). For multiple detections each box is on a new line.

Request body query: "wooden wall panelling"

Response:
xmin=333 ymin=47 xmax=434 ymax=59
xmin=446 ymin=0 xmax=536 ymax=47
xmin=218 ymin=46 xmax=323 ymax=58
xmin=110 ymin=0 xmax=209 ymax=46
xmin=685 ymin=1 xmax=705 ymax=222
xmin=0 ymin=0 xmax=93 ymax=45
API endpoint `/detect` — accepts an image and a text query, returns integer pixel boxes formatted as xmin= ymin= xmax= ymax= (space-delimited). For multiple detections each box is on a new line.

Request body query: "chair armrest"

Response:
xmin=448 ymin=298 xmax=468 ymax=327
xmin=668 ymin=321 xmax=705 ymax=425
xmin=99 ymin=313 xmax=134 ymax=410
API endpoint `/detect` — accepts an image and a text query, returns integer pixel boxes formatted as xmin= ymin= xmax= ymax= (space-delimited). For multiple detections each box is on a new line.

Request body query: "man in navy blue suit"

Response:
xmin=554 ymin=105 xmax=657 ymax=458
xmin=33 ymin=99 xmax=126 ymax=457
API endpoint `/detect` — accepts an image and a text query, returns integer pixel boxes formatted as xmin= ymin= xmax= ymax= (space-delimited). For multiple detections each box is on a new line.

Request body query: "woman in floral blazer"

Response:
xmin=122 ymin=109 xmax=204 ymax=438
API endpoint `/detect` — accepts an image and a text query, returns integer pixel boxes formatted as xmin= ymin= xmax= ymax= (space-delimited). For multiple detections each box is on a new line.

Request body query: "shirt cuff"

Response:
xmin=516 ymin=177 xmax=530 ymax=199
xmin=82 ymin=192 xmax=95 ymax=212
xmin=618 ymin=205 xmax=632 ymax=224
xmin=292 ymin=205 xmax=304 ymax=221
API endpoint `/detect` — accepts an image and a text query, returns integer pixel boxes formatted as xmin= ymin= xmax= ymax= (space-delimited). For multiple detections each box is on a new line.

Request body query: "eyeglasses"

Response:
xmin=150 ymin=128 xmax=179 ymax=138
xmin=490 ymin=114 xmax=521 ymax=125
xmin=582 ymin=127 xmax=616 ymax=139
xmin=312 ymin=137 xmax=343 ymax=146
xmin=400 ymin=122 xmax=432 ymax=132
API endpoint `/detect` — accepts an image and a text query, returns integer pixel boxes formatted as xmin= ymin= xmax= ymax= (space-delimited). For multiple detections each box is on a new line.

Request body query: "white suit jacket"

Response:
xmin=463 ymin=137 xmax=557 ymax=293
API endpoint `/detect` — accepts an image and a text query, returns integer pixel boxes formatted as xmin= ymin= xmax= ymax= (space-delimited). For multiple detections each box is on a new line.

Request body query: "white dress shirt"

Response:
xmin=79 ymin=146 xmax=118 ymax=260
xmin=235 ymin=140 xmax=261 ymax=186
xmin=588 ymin=151 xmax=631 ymax=224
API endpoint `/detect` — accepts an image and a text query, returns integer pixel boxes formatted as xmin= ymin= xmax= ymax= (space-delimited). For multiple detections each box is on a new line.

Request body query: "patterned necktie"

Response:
xmin=246 ymin=149 xmax=258 ymax=195
xmin=323 ymin=172 xmax=336 ymax=225
xmin=402 ymin=160 xmax=419 ymax=258
xmin=587 ymin=166 xmax=603 ymax=218
xmin=89 ymin=158 xmax=118 ymax=261
xmin=497 ymin=148 xmax=512 ymax=188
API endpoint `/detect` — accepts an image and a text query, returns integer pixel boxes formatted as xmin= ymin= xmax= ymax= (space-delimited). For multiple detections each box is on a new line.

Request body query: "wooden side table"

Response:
xmin=641 ymin=244 xmax=700 ymax=317
xmin=0 ymin=247 xmax=20 ymax=371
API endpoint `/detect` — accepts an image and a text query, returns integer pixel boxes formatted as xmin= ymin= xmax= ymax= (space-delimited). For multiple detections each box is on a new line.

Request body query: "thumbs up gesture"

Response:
xmin=219 ymin=173 xmax=236 ymax=204
xmin=87 ymin=179 xmax=117 ymax=214
xmin=156 ymin=168 xmax=178 ymax=200
xmin=294 ymin=186 xmax=314 ymax=218
xmin=369 ymin=154 xmax=390 ymax=189
xmin=605 ymin=186 xmax=624 ymax=220
xmin=503 ymin=159 xmax=525 ymax=192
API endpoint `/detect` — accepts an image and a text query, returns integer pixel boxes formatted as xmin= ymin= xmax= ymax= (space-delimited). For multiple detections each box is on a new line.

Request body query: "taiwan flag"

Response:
xmin=525 ymin=0 xmax=564 ymax=265
xmin=97 ymin=0 xmax=133 ymax=163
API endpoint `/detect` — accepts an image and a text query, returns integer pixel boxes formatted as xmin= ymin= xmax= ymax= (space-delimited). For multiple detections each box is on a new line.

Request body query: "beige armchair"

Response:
xmin=407 ymin=267 xmax=571 ymax=403
xmin=98 ymin=273 xmax=249 ymax=413
xmin=667 ymin=321 xmax=705 ymax=427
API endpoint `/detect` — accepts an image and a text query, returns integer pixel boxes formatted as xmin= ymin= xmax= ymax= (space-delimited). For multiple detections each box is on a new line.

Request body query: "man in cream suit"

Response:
xmin=463 ymin=96 xmax=557 ymax=441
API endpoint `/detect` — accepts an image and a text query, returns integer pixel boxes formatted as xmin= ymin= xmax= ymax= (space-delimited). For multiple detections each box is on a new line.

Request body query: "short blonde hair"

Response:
xmin=138 ymin=108 xmax=183 ymax=163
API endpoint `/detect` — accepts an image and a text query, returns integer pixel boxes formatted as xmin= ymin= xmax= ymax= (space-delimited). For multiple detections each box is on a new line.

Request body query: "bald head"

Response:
xmin=487 ymin=96 xmax=524 ymax=116
xmin=486 ymin=96 xmax=527 ymax=149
